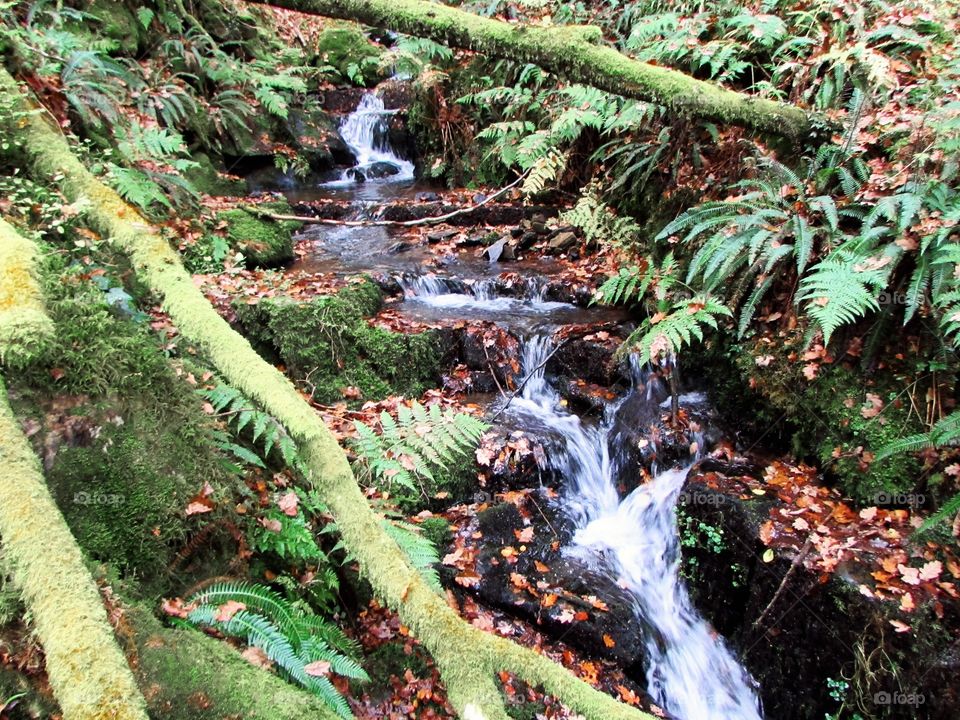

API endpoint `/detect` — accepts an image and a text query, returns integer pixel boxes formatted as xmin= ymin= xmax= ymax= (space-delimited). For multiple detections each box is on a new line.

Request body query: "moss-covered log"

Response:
xmin=0 ymin=218 xmax=55 ymax=367
xmin=0 ymin=375 xmax=149 ymax=720
xmin=246 ymin=0 xmax=814 ymax=138
xmin=0 ymin=68 xmax=653 ymax=720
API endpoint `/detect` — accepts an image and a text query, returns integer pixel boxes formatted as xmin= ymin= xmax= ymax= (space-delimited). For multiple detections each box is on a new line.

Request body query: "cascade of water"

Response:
xmin=334 ymin=93 xmax=415 ymax=183
xmin=506 ymin=335 xmax=763 ymax=720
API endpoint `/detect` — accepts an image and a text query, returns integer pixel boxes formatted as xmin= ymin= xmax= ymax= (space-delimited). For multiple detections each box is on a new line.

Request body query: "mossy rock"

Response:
xmin=235 ymin=280 xmax=446 ymax=404
xmin=82 ymin=0 xmax=144 ymax=55
xmin=183 ymin=153 xmax=245 ymax=197
xmin=315 ymin=22 xmax=384 ymax=87
xmin=127 ymin=606 xmax=339 ymax=720
xmin=216 ymin=202 xmax=301 ymax=268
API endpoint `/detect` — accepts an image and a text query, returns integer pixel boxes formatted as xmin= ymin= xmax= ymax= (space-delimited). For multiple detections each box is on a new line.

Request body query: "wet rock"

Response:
xmin=517 ymin=231 xmax=539 ymax=250
xmin=416 ymin=191 xmax=441 ymax=202
xmin=547 ymin=231 xmax=578 ymax=254
xmin=386 ymin=241 xmax=413 ymax=254
xmin=549 ymin=337 xmax=620 ymax=386
xmin=467 ymin=497 xmax=647 ymax=668
xmin=677 ymin=475 xmax=960 ymax=720
xmin=377 ymin=78 xmax=413 ymax=110
xmin=426 ymin=229 xmax=458 ymax=244
xmin=366 ymin=161 xmax=401 ymax=179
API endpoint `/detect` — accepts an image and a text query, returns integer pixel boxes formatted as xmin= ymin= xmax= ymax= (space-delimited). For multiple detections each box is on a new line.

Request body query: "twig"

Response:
xmin=240 ymin=171 xmax=531 ymax=228
xmin=751 ymin=533 xmax=814 ymax=632
xmin=488 ymin=340 xmax=566 ymax=422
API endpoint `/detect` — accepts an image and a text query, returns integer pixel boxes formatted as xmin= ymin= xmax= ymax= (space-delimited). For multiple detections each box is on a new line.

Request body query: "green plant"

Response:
xmin=351 ymin=400 xmax=487 ymax=496
xmin=198 ymin=383 xmax=304 ymax=474
xmin=185 ymin=580 xmax=367 ymax=718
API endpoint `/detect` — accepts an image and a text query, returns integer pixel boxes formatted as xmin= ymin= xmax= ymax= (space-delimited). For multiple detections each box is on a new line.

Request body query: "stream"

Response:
xmin=288 ymin=91 xmax=764 ymax=720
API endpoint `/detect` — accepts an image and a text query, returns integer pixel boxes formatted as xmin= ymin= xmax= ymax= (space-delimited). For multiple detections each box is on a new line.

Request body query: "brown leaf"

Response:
xmin=304 ymin=660 xmax=332 ymax=677
xmin=278 ymin=491 xmax=299 ymax=517
xmin=215 ymin=600 xmax=246 ymax=622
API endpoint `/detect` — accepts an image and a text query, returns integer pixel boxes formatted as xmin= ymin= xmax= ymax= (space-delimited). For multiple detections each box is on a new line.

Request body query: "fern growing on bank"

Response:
xmin=351 ymin=401 xmax=487 ymax=494
xmin=185 ymin=581 xmax=366 ymax=718
xmin=199 ymin=383 xmax=304 ymax=474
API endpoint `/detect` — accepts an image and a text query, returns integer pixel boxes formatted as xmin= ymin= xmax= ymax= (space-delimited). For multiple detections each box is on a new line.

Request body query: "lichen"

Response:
xmin=0 ymin=218 xmax=55 ymax=368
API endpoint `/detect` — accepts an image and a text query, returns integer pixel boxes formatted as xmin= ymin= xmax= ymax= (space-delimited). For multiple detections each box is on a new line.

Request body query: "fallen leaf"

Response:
xmin=215 ymin=600 xmax=246 ymax=622
xmin=304 ymin=660 xmax=331 ymax=677
xmin=278 ymin=491 xmax=299 ymax=517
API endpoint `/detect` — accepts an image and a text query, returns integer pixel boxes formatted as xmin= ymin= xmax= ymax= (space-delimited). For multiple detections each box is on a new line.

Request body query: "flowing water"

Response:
xmin=508 ymin=334 xmax=764 ymax=720
xmin=290 ymin=106 xmax=763 ymax=718
xmin=331 ymin=92 xmax=415 ymax=184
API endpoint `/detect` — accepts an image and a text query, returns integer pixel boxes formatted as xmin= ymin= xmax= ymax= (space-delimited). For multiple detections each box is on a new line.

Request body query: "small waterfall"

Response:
xmin=334 ymin=93 xmax=415 ymax=184
xmin=506 ymin=335 xmax=763 ymax=720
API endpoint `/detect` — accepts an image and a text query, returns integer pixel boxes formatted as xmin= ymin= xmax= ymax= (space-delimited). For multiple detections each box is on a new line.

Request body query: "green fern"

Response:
xmin=382 ymin=520 xmax=443 ymax=592
xmin=199 ymin=383 xmax=304 ymax=473
xmin=351 ymin=401 xmax=486 ymax=494
xmin=623 ymin=296 xmax=732 ymax=365
xmin=797 ymin=247 xmax=892 ymax=343
xmin=186 ymin=581 xmax=366 ymax=718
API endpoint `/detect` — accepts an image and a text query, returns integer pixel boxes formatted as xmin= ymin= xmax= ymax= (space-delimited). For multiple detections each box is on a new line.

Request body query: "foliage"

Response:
xmin=199 ymin=382 xmax=304 ymax=474
xmin=352 ymin=400 xmax=487 ymax=495
xmin=186 ymin=580 xmax=367 ymax=718
xmin=381 ymin=519 xmax=443 ymax=592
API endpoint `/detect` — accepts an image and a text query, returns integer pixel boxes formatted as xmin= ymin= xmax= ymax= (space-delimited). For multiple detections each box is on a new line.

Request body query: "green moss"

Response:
xmin=216 ymin=202 xmax=301 ymax=268
xmin=82 ymin=0 xmax=143 ymax=55
xmin=363 ymin=640 xmax=430 ymax=689
xmin=418 ymin=517 xmax=452 ymax=553
xmin=235 ymin=280 xmax=444 ymax=404
xmin=127 ymin=606 xmax=339 ymax=720
xmin=45 ymin=426 xmax=195 ymax=582
xmin=315 ymin=22 xmax=384 ymax=87
xmin=716 ymin=336 xmax=925 ymax=503
xmin=182 ymin=153 xmax=245 ymax=197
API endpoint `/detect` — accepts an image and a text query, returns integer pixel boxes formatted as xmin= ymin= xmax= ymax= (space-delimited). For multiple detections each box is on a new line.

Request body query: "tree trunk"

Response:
xmin=0 ymin=372 xmax=149 ymax=719
xmin=0 ymin=218 xmax=55 ymax=367
xmin=0 ymin=68 xmax=653 ymax=720
xmin=246 ymin=0 xmax=815 ymax=138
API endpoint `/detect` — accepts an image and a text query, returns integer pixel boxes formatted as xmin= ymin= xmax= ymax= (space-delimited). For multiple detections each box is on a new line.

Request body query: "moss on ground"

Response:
xmin=701 ymin=334 xmax=926 ymax=503
xmin=11 ymin=258 xmax=231 ymax=587
xmin=127 ymin=606 xmax=339 ymax=720
xmin=182 ymin=153 xmax=245 ymax=197
xmin=45 ymin=425 xmax=196 ymax=583
xmin=216 ymin=201 xmax=301 ymax=268
xmin=235 ymin=280 xmax=445 ymax=404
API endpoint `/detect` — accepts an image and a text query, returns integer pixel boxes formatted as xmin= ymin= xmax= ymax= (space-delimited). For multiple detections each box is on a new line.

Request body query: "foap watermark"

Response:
xmin=872 ymin=490 xmax=926 ymax=508
xmin=873 ymin=690 xmax=925 ymax=707
xmin=676 ymin=491 xmax=727 ymax=507
xmin=73 ymin=491 xmax=123 ymax=506
xmin=877 ymin=291 xmax=910 ymax=306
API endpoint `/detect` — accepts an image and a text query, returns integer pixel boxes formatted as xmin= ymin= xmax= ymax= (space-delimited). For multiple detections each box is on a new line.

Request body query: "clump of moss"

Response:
xmin=718 ymin=336 xmax=925 ymax=503
xmin=216 ymin=201 xmax=302 ymax=268
xmin=418 ymin=517 xmax=452 ymax=553
xmin=314 ymin=22 xmax=384 ymax=87
xmin=235 ymin=280 xmax=445 ymax=404
xmin=45 ymin=426 xmax=194 ymax=582
xmin=182 ymin=153 xmax=245 ymax=198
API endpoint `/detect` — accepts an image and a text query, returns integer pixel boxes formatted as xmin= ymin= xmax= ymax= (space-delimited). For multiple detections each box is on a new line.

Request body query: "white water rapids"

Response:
xmin=333 ymin=92 xmax=415 ymax=184
xmin=510 ymin=335 xmax=763 ymax=720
